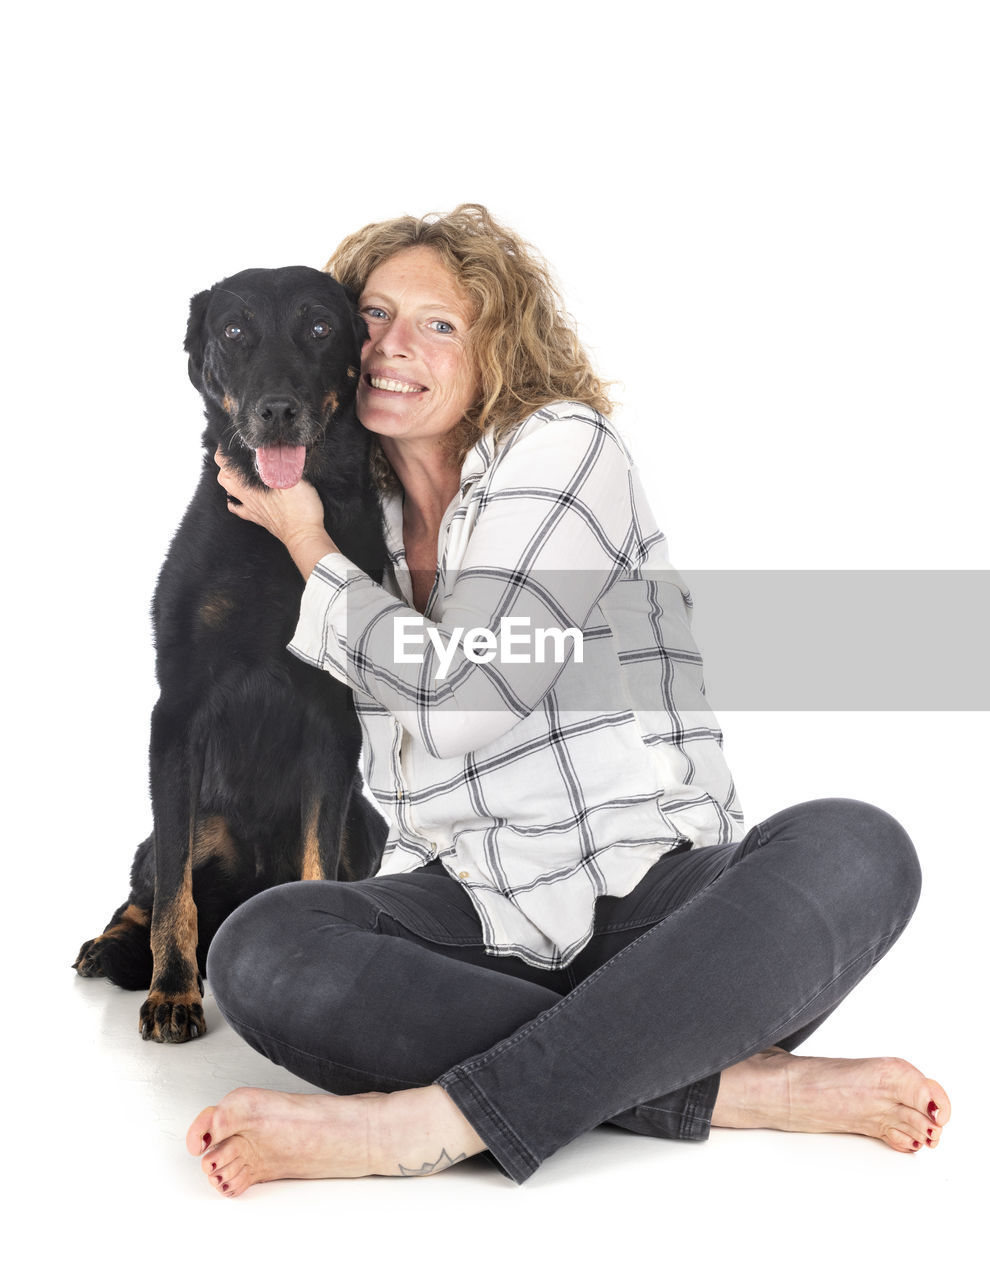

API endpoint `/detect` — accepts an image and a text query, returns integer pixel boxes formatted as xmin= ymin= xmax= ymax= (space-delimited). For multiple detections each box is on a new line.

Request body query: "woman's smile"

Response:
xmin=366 ymin=373 xmax=427 ymax=394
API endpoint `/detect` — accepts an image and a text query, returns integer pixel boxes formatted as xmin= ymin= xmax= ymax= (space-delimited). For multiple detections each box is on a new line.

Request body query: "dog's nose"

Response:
xmin=257 ymin=397 xmax=300 ymax=429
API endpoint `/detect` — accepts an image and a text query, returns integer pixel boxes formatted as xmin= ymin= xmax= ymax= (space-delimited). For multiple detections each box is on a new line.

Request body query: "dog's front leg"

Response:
xmin=298 ymin=711 xmax=366 ymax=882
xmin=300 ymin=782 xmax=347 ymax=882
xmin=139 ymin=699 xmax=206 ymax=1043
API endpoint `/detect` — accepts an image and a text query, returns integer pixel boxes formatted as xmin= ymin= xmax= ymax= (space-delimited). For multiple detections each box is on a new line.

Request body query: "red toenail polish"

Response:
xmin=203 ymin=1132 xmax=212 ymax=1145
xmin=211 ymin=1162 xmax=217 ymax=1170
xmin=926 ymin=1139 xmax=933 ymax=1147
xmin=912 ymin=1140 xmax=920 ymax=1148
xmin=927 ymin=1101 xmax=938 ymax=1120
xmin=927 ymin=1128 xmax=933 ymax=1137
xmin=222 ymin=1183 xmax=229 ymax=1191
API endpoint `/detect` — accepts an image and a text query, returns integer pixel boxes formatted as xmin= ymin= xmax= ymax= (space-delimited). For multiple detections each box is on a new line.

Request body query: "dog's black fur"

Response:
xmin=74 ymin=267 xmax=388 ymax=1042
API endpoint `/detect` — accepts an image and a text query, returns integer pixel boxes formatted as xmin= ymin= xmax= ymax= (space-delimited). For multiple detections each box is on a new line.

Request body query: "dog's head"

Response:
xmin=184 ymin=266 xmax=367 ymax=489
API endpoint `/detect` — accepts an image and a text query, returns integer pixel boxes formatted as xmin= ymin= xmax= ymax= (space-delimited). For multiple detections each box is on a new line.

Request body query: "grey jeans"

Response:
xmin=206 ymin=798 xmax=922 ymax=1183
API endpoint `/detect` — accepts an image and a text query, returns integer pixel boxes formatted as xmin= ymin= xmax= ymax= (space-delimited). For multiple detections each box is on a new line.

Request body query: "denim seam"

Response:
xmin=593 ymin=848 xmax=741 ymax=937
xmin=678 ymin=1076 xmax=718 ymax=1139
xmin=437 ymin=1069 xmax=538 ymax=1185
xmin=630 ymin=1102 xmax=687 ymax=1117
xmin=373 ymin=905 xmax=484 ymax=948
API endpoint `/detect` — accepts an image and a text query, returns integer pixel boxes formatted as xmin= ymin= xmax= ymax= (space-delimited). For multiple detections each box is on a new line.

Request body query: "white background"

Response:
xmin=4 ymin=2 xmax=986 ymax=1276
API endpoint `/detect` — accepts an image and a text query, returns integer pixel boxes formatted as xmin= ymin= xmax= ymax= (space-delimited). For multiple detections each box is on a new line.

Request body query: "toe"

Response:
xmin=186 ymin=1088 xmax=259 ymax=1158
xmin=214 ymin=1160 xmax=246 ymax=1195
xmin=202 ymin=1139 xmax=243 ymax=1179
xmin=212 ymin=1159 xmax=253 ymax=1197
xmin=223 ymin=1168 xmax=252 ymax=1197
xmin=885 ymin=1129 xmax=919 ymax=1154
xmin=884 ymin=1060 xmax=951 ymax=1135
xmin=924 ymin=1079 xmax=951 ymax=1127
xmin=186 ymin=1106 xmax=217 ymax=1156
xmin=888 ymin=1127 xmax=922 ymax=1154
xmin=881 ymin=1100 xmax=932 ymax=1152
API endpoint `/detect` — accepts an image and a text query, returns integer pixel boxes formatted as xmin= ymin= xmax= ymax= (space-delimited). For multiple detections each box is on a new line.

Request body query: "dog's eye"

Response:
xmin=224 ymin=324 xmax=243 ymax=340
xmin=311 ymin=321 xmax=332 ymax=339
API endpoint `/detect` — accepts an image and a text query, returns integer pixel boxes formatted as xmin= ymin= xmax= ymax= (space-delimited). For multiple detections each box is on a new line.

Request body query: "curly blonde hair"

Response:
xmin=325 ymin=203 xmax=613 ymax=487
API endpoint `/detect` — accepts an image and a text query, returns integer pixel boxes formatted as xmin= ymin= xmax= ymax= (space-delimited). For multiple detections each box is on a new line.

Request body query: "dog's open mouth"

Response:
xmin=255 ymin=444 xmax=307 ymax=489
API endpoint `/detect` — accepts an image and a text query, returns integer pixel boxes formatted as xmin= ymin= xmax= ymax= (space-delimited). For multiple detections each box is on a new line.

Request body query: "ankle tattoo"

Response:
xmin=397 ymin=1148 xmax=467 ymax=1176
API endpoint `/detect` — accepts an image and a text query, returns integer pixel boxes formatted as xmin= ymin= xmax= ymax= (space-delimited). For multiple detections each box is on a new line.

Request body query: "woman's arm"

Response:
xmin=287 ymin=407 xmax=655 ymax=759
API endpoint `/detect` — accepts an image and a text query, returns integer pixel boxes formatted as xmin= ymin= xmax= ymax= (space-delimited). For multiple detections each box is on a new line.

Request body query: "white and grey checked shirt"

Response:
xmin=289 ymin=402 xmax=743 ymax=968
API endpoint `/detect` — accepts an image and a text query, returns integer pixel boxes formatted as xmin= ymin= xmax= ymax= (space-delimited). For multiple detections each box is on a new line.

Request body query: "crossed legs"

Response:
xmin=186 ymin=799 xmax=951 ymax=1193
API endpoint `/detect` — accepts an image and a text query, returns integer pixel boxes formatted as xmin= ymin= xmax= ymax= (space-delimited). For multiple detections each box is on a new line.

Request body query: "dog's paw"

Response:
xmin=73 ymin=937 xmax=105 ymax=977
xmin=73 ymin=929 xmax=153 ymax=991
xmin=139 ymin=990 xmax=206 ymax=1043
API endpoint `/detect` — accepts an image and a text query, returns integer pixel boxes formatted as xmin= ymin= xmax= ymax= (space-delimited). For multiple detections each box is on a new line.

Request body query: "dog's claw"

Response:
xmin=73 ymin=939 xmax=100 ymax=976
xmin=139 ymin=992 xmax=207 ymax=1043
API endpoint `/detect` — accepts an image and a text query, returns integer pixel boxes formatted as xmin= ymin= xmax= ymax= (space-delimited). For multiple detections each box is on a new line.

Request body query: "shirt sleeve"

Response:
xmin=288 ymin=407 xmax=646 ymax=758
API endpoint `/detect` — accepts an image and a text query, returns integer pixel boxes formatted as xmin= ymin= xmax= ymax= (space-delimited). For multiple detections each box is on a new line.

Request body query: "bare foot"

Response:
xmin=185 ymin=1085 xmax=486 ymax=1197
xmin=712 ymin=1047 xmax=951 ymax=1153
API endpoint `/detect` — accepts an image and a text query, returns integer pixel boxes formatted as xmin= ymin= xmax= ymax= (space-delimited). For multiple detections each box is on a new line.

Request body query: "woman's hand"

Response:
xmin=215 ymin=448 xmax=338 ymax=579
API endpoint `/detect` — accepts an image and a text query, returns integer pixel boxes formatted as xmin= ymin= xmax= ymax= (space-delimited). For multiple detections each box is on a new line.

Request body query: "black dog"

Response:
xmin=74 ymin=267 xmax=388 ymax=1042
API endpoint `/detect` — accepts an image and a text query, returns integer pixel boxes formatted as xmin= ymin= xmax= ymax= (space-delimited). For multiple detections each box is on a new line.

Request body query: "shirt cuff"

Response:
xmin=287 ymin=551 xmax=366 ymax=685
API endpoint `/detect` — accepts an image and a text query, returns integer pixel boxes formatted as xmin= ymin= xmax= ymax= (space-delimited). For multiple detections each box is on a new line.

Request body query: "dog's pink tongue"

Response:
xmin=255 ymin=444 xmax=307 ymax=489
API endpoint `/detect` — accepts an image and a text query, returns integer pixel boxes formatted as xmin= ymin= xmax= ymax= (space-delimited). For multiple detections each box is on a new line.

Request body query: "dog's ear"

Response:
xmin=183 ymin=287 xmax=213 ymax=392
xmin=351 ymin=307 xmax=369 ymax=353
xmin=328 ymin=278 xmax=367 ymax=356
xmin=344 ymin=289 xmax=368 ymax=355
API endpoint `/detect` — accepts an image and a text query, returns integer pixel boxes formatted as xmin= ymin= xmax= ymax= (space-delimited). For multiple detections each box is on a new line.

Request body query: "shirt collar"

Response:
xmin=457 ymin=429 xmax=493 ymax=495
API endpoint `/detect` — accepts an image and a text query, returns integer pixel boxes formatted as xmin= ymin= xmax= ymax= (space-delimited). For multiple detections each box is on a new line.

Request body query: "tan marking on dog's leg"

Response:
xmin=191 ymin=814 xmax=238 ymax=869
xmin=100 ymin=903 xmax=151 ymax=939
xmin=301 ymin=805 xmax=322 ymax=880
xmin=142 ymin=846 xmax=205 ymax=1039
xmin=150 ymin=857 xmax=199 ymax=977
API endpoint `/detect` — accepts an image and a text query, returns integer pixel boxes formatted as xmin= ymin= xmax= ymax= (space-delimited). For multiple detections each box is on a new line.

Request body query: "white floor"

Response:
xmin=14 ymin=713 xmax=983 ymax=1279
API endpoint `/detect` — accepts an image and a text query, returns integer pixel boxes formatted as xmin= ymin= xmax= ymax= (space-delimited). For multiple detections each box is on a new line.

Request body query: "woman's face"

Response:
xmin=356 ymin=246 xmax=479 ymax=449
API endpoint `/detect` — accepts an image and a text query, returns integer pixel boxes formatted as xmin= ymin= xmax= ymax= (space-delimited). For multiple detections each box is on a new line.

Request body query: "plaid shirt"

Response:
xmin=289 ymin=402 xmax=743 ymax=967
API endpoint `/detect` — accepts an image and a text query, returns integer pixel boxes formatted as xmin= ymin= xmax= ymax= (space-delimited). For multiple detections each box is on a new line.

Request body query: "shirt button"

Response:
xmin=458 ymin=871 xmax=470 ymax=880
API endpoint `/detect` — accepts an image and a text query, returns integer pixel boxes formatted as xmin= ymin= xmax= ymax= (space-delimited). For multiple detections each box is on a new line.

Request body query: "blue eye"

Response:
xmin=430 ymin=320 xmax=454 ymax=334
xmin=365 ymin=306 xmax=387 ymax=320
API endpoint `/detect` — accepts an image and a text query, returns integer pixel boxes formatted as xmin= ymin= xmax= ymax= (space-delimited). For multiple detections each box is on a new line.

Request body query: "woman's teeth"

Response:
xmin=370 ymin=376 xmax=424 ymax=393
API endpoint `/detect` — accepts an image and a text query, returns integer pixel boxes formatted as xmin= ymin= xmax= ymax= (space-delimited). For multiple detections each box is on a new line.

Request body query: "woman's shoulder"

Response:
xmin=483 ymin=401 xmax=631 ymax=470
xmin=458 ymin=404 xmax=630 ymax=509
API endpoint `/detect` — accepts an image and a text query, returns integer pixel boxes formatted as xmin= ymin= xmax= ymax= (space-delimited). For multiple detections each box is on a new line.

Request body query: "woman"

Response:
xmin=189 ymin=204 xmax=949 ymax=1194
